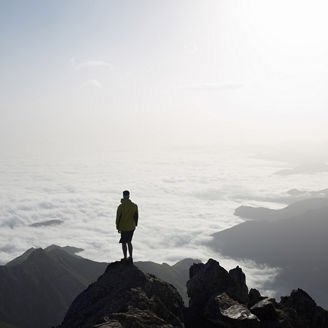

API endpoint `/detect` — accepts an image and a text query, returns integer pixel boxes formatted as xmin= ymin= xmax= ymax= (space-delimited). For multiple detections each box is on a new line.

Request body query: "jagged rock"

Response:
xmin=248 ymin=289 xmax=328 ymax=328
xmin=187 ymin=259 xmax=249 ymax=310
xmin=279 ymin=289 xmax=328 ymax=328
xmin=187 ymin=259 xmax=233 ymax=309
xmin=280 ymin=288 xmax=316 ymax=313
xmin=248 ymin=289 xmax=265 ymax=308
xmin=250 ymin=298 xmax=278 ymax=321
xmin=59 ymin=261 xmax=184 ymax=328
xmin=189 ymin=263 xmax=205 ymax=279
xmin=229 ymin=266 xmax=249 ymax=305
xmin=186 ymin=259 xmax=253 ymax=328
xmin=56 ymin=257 xmax=328 ymax=328
xmin=204 ymin=292 xmax=260 ymax=327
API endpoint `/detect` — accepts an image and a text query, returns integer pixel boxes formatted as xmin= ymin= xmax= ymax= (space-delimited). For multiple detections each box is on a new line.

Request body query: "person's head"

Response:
xmin=123 ymin=190 xmax=130 ymax=199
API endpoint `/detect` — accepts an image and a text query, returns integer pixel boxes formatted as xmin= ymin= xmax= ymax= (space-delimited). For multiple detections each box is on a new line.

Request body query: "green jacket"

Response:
xmin=116 ymin=199 xmax=138 ymax=232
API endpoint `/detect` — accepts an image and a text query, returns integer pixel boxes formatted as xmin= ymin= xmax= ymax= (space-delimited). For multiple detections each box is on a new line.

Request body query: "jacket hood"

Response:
xmin=121 ymin=198 xmax=131 ymax=204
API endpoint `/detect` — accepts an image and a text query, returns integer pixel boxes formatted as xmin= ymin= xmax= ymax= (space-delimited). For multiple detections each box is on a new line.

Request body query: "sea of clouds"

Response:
xmin=1 ymin=148 xmax=327 ymax=294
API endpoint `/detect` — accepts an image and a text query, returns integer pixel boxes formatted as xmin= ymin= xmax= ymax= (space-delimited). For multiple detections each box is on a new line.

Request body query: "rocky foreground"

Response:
xmin=58 ymin=259 xmax=328 ymax=328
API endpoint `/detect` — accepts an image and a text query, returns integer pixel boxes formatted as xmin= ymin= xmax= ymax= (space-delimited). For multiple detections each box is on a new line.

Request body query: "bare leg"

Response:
xmin=127 ymin=242 xmax=133 ymax=259
xmin=122 ymin=243 xmax=127 ymax=259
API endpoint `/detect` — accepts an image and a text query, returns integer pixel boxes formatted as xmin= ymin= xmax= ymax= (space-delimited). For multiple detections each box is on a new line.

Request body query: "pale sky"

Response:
xmin=1 ymin=0 xmax=328 ymax=156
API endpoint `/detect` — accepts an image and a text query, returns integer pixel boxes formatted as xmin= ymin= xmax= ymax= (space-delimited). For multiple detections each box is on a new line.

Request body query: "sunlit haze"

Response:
xmin=1 ymin=0 xmax=327 ymax=157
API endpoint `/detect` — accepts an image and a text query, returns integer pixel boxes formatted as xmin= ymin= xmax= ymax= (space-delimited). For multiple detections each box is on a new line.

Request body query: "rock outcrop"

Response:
xmin=278 ymin=288 xmax=328 ymax=327
xmin=58 ymin=258 xmax=328 ymax=328
xmin=185 ymin=259 xmax=328 ymax=328
xmin=59 ymin=261 xmax=185 ymax=328
xmin=185 ymin=259 xmax=258 ymax=327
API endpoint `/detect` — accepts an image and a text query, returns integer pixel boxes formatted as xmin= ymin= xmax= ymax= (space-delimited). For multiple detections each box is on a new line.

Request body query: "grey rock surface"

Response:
xmin=205 ymin=292 xmax=259 ymax=327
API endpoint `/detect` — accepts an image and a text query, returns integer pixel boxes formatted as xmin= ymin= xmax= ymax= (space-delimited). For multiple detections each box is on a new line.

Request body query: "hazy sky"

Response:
xmin=1 ymin=0 xmax=328 ymax=156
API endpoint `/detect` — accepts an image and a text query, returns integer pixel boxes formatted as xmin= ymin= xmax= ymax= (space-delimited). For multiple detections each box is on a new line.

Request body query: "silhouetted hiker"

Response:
xmin=116 ymin=190 xmax=138 ymax=262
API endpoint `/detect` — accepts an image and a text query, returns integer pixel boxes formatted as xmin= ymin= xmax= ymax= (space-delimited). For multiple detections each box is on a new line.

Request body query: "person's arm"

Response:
xmin=134 ymin=205 xmax=138 ymax=226
xmin=116 ymin=205 xmax=122 ymax=230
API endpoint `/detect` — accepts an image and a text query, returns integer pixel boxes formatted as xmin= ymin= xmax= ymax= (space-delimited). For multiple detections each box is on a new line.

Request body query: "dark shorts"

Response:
xmin=119 ymin=230 xmax=134 ymax=243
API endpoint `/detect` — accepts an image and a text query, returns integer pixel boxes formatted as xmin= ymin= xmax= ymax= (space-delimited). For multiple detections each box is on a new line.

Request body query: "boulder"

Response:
xmin=248 ymin=289 xmax=265 ymax=308
xmin=204 ymin=292 xmax=260 ymax=327
xmin=250 ymin=298 xmax=278 ymax=321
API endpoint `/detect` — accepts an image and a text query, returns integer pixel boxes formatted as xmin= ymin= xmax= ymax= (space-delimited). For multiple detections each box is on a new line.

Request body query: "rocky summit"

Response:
xmin=59 ymin=260 xmax=185 ymax=328
xmin=58 ymin=258 xmax=328 ymax=328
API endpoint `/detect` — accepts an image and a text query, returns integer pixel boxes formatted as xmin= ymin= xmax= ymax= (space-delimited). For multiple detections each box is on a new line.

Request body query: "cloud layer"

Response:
xmin=0 ymin=149 xmax=327 ymax=293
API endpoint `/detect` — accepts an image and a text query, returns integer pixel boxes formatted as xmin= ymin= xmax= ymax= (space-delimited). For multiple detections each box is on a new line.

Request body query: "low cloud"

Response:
xmin=29 ymin=219 xmax=64 ymax=227
xmin=177 ymin=82 xmax=244 ymax=91
xmin=70 ymin=57 xmax=113 ymax=69
xmin=81 ymin=79 xmax=103 ymax=89
xmin=274 ymin=163 xmax=328 ymax=176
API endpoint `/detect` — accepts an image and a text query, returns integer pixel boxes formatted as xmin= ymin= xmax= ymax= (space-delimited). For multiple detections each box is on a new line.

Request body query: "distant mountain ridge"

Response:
xmin=274 ymin=163 xmax=328 ymax=176
xmin=5 ymin=245 xmax=84 ymax=267
xmin=0 ymin=246 xmax=107 ymax=328
xmin=135 ymin=258 xmax=201 ymax=304
xmin=234 ymin=197 xmax=328 ymax=221
xmin=210 ymin=197 xmax=328 ymax=307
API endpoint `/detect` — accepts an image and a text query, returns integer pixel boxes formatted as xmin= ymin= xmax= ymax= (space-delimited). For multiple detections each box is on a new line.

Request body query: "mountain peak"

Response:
xmin=45 ymin=244 xmax=84 ymax=256
xmin=0 ymin=246 xmax=107 ymax=328
xmin=60 ymin=260 xmax=185 ymax=328
xmin=5 ymin=247 xmax=37 ymax=267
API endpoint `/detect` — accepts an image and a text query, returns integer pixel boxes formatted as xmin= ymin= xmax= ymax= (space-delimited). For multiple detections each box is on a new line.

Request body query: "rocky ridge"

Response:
xmin=59 ymin=261 xmax=185 ymax=328
xmin=185 ymin=259 xmax=328 ymax=327
xmin=59 ymin=258 xmax=328 ymax=328
xmin=0 ymin=247 xmax=198 ymax=328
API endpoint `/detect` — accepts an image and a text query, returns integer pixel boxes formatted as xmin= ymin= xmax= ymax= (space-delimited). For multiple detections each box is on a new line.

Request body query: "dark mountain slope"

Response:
xmin=0 ymin=247 xmax=107 ymax=328
xmin=0 ymin=320 xmax=16 ymax=328
xmin=209 ymin=199 xmax=328 ymax=307
xmin=5 ymin=247 xmax=36 ymax=267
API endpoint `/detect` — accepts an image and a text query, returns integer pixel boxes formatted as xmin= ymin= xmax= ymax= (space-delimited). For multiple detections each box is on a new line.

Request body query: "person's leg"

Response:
xmin=122 ymin=242 xmax=127 ymax=259
xmin=127 ymin=242 xmax=133 ymax=259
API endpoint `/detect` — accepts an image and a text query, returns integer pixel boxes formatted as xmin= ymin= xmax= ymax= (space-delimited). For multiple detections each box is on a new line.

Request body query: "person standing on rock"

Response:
xmin=116 ymin=190 xmax=138 ymax=262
